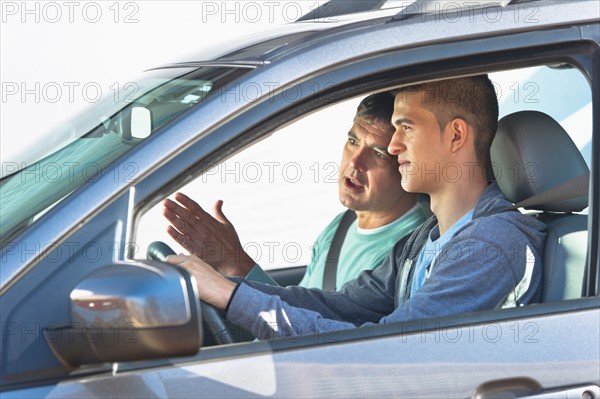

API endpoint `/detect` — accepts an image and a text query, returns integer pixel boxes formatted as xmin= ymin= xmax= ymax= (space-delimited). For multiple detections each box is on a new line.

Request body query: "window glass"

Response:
xmin=1 ymin=67 xmax=249 ymax=244
xmin=491 ymin=66 xmax=592 ymax=168
xmin=137 ymin=65 xmax=593 ymax=270
xmin=137 ymin=99 xmax=361 ymax=269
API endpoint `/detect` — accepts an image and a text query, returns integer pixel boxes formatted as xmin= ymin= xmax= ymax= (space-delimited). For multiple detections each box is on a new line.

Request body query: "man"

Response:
xmin=163 ymin=92 xmax=426 ymax=290
xmin=167 ymin=75 xmax=546 ymax=340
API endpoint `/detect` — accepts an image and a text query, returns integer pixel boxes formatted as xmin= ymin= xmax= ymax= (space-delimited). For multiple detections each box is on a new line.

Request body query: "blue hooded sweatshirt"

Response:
xmin=226 ymin=182 xmax=546 ymax=340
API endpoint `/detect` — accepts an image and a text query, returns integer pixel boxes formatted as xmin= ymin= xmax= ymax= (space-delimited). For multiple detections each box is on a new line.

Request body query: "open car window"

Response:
xmin=493 ymin=65 xmax=592 ymax=169
xmin=128 ymin=59 xmax=597 ymax=368
xmin=137 ymin=64 xmax=592 ymax=271
xmin=137 ymin=99 xmax=362 ymax=269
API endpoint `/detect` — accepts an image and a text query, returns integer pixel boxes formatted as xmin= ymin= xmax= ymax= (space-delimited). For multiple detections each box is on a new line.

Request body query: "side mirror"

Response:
xmin=45 ymin=261 xmax=201 ymax=367
xmin=130 ymin=106 xmax=152 ymax=139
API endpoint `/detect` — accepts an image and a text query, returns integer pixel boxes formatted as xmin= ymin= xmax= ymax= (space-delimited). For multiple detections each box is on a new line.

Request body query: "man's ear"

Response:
xmin=447 ymin=118 xmax=469 ymax=153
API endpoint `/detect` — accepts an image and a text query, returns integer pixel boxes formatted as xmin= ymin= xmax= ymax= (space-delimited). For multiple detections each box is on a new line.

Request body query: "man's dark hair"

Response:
xmin=393 ymin=75 xmax=499 ymax=165
xmin=356 ymin=91 xmax=395 ymax=131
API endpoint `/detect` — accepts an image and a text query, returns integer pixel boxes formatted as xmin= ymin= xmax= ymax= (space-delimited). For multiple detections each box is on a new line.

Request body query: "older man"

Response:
xmin=163 ymin=92 xmax=426 ymax=290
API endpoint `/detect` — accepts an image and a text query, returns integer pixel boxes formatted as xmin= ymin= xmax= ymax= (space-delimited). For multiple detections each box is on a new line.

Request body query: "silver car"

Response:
xmin=1 ymin=0 xmax=599 ymax=397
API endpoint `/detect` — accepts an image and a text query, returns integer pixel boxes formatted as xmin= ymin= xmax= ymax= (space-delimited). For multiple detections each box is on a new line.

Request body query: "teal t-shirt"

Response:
xmin=246 ymin=204 xmax=427 ymax=289
xmin=298 ymin=204 xmax=427 ymax=290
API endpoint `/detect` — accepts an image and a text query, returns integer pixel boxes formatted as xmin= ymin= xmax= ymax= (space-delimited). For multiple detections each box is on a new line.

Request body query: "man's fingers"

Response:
xmin=165 ymin=254 xmax=204 ymax=266
xmin=167 ymin=226 xmax=202 ymax=257
xmin=164 ymin=198 xmax=196 ymax=222
xmin=174 ymin=192 xmax=207 ymax=216
xmin=213 ymin=200 xmax=232 ymax=226
xmin=163 ymin=208 xmax=194 ymax=235
xmin=166 ymin=225 xmax=197 ymax=254
xmin=165 ymin=254 xmax=187 ymax=264
xmin=166 ymin=225 xmax=183 ymax=241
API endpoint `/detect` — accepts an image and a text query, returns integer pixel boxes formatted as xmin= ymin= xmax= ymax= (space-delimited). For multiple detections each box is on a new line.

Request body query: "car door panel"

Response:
xmin=1 ymin=193 xmax=132 ymax=384
xmin=6 ymin=303 xmax=598 ymax=398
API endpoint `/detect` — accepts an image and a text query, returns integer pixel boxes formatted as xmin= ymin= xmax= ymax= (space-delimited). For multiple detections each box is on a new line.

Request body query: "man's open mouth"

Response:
xmin=344 ymin=177 xmax=365 ymax=191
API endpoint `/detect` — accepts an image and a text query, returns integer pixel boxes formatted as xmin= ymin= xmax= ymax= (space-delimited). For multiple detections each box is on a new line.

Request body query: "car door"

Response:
xmin=124 ymin=28 xmax=600 ymax=398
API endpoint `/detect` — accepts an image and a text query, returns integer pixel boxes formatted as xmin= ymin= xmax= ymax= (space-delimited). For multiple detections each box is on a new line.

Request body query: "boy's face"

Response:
xmin=389 ymin=91 xmax=450 ymax=195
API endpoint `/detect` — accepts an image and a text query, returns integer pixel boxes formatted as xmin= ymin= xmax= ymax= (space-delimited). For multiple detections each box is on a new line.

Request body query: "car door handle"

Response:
xmin=474 ymin=377 xmax=599 ymax=399
xmin=523 ymin=385 xmax=600 ymax=399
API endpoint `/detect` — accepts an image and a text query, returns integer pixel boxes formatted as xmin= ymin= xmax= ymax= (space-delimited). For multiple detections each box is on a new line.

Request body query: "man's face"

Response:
xmin=338 ymin=115 xmax=407 ymax=214
xmin=389 ymin=91 xmax=447 ymax=195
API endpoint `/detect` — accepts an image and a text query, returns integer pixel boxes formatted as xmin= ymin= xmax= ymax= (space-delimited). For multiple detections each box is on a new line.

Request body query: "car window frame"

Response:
xmin=125 ymin=38 xmax=598 ymax=356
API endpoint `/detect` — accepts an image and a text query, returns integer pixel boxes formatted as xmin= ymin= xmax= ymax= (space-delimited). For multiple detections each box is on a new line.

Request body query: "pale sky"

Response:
xmin=1 ymin=1 xmax=327 ymax=163
xmin=1 ymin=1 xmax=346 ymax=268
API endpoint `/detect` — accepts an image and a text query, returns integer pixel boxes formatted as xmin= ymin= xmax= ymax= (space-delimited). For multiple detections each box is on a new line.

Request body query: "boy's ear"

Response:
xmin=447 ymin=118 xmax=469 ymax=153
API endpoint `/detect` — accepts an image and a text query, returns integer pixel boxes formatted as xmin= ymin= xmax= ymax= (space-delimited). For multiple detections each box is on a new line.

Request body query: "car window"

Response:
xmin=0 ymin=66 xmax=251 ymax=245
xmin=137 ymin=99 xmax=362 ymax=269
xmin=137 ymin=65 xmax=592 ymax=270
xmin=133 ymin=59 xmax=596 ymax=360
xmin=491 ymin=65 xmax=591 ymax=215
xmin=491 ymin=65 xmax=592 ymax=168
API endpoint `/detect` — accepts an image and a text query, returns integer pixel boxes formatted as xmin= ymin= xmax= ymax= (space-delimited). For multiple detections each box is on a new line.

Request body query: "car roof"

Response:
xmin=156 ymin=8 xmax=400 ymax=67
xmin=152 ymin=0 xmax=592 ymax=69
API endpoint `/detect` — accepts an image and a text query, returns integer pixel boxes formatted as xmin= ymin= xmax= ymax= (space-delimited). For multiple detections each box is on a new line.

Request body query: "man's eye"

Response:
xmin=375 ymin=151 xmax=385 ymax=159
xmin=348 ymin=138 xmax=358 ymax=145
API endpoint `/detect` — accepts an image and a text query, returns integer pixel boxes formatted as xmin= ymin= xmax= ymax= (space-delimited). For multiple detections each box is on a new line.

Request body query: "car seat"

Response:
xmin=490 ymin=110 xmax=590 ymax=302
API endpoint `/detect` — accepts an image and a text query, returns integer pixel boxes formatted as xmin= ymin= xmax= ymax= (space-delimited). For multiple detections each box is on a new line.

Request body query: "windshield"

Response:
xmin=0 ymin=66 xmax=250 ymax=244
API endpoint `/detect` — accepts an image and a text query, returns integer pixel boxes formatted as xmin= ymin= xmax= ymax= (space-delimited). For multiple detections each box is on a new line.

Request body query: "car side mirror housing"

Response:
xmin=45 ymin=261 xmax=201 ymax=367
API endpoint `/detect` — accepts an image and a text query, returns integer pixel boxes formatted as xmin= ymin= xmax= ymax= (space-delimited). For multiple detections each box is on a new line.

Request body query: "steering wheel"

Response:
xmin=146 ymin=241 xmax=236 ymax=345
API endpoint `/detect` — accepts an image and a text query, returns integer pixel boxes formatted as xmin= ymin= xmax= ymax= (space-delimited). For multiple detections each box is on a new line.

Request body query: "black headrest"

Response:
xmin=490 ymin=111 xmax=589 ymax=212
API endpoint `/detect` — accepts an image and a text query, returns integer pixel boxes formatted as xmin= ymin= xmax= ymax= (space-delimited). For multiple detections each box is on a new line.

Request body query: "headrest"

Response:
xmin=490 ymin=111 xmax=589 ymax=212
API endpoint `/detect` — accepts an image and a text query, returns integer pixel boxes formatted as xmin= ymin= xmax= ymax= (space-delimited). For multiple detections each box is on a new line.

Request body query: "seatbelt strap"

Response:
xmin=397 ymin=259 xmax=415 ymax=304
xmin=510 ymin=172 xmax=589 ymax=210
xmin=322 ymin=210 xmax=357 ymax=291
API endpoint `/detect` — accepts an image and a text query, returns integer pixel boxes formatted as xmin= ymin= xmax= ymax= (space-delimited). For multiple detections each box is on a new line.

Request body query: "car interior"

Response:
xmin=133 ymin=60 xmax=593 ymax=350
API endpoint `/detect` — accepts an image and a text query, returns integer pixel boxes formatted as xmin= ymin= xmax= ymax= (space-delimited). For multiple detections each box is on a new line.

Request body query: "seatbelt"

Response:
xmin=322 ymin=210 xmax=357 ymax=291
xmin=511 ymin=172 xmax=589 ymax=210
xmin=394 ymin=233 xmax=418 ymax=304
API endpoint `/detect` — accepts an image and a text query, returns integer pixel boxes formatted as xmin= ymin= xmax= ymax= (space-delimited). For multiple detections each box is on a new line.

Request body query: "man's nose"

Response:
xmin=349 ymin=147 xmax=368 ymax=171
xmin=388 ymin=130 xmax=405 ymax=155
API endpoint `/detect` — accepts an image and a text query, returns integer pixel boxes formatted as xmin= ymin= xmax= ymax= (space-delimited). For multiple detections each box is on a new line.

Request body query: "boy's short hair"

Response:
xmin=393 ymin=75 xmax=499 ymax=165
